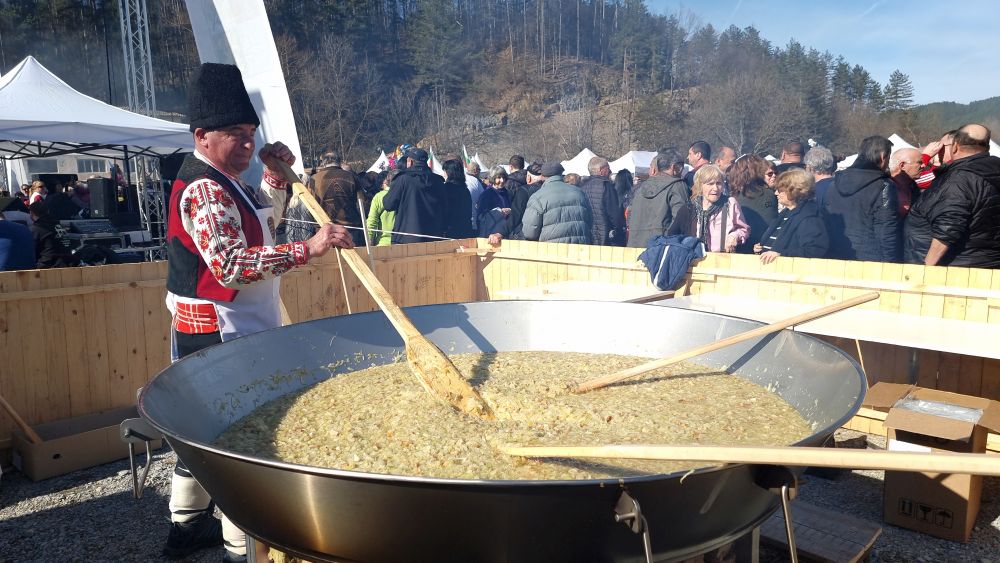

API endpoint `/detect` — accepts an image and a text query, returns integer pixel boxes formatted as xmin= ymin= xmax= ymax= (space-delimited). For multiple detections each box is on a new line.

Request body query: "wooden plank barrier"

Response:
xmin=0 ymin=239 xmax=479 ymax=452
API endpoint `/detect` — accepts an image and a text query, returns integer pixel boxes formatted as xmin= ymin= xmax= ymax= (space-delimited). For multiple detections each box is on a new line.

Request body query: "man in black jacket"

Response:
xmin=383 ymin=148 xmax=450 ymax=244
xmin=822 ymin=136 xmax=901 ymax=262
xmin=507 ymin=155 xmax=528 ymax=191
xmin=579 ymin=156 xmax=625 ymax=246
xmin=904 ymin=124 xmax=1000 ymax=267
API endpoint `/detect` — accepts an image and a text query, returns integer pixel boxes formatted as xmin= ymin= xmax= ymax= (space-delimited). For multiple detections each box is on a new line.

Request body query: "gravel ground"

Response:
xmin=1 ymin=431 xmax=998 ymax=562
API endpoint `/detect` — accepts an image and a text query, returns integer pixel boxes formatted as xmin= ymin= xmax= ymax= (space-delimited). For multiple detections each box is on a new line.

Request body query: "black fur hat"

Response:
xmin=187 ymin=63 xmax=260 ymax=132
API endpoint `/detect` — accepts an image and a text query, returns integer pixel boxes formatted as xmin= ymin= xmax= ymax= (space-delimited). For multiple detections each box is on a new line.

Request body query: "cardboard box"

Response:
xmin=11 ymin=406 xmax=162 ymax=481
xmin=863 ymin=383 xmax=1000 ymax=542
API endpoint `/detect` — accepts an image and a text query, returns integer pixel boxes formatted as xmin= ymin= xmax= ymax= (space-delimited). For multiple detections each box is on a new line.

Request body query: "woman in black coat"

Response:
xmin=753 ymin=168 xmax=829 ymax=264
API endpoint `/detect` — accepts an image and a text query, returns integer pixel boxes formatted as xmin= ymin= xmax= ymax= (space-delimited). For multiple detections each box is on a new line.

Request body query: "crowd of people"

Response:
xmin=4 ymin=124 xmax=999 ymax=274
xmin=0 ymin=178 xmax=98 ymax=270
xmin=285 ymin=124 xmax=997 ymax=271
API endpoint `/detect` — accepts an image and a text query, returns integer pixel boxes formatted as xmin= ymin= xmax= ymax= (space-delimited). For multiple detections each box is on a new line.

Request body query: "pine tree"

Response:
xmin=883 ymin=70 xmax=915 ymax=112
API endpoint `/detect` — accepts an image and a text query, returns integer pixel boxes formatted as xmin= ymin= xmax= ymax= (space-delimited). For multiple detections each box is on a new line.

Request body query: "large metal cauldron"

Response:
xmin=139 ymin=301 xmax=866 ymax=562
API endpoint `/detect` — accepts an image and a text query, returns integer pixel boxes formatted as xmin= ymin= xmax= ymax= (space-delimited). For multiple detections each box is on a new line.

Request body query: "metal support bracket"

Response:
xmin=753 ymin=465 xmax=799 ymax=563
xmin=614 ymin=490 xmax=653 ymax=563
xmin=119 ymin=417 xmax=163 ymax=499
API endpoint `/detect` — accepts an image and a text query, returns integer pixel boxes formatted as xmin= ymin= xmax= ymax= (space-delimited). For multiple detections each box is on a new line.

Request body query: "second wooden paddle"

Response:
xmin=275 ymin=162 xmax=493 ymax=419
xmin=500 ymin=443 xmax=1000 ymax=477
xmin=0 ymin=392 xmax=42 ymax=444
xmin=574 ymin=292 xmax=880 ymax=393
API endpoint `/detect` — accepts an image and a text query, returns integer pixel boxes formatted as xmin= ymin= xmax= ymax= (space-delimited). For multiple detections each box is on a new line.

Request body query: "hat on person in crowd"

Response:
xmin=187 ymin=63 xmax=260 ymax=132
xmin=540 ymin=162 xmax=564 ymax=177
xmin=407 ymin=148 xmax=429 ymax=162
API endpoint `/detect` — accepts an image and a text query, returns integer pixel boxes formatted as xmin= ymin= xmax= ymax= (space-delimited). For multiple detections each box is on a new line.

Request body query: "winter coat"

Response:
xmin=310 ymin=165 xmax=364 ymax=232
xmin=667 ymin=197 xmax=750 ymax=253
xmin=639 ymin=235 xmax=706 ymax=291
xmin=0 ymin=220 xmax=35 ymax=271
xmin=443 ymin=179 xmax=475 ymax=240
xmin=506 ymin=170 xmax=528 ymax=193
xmin=477 ymin=187 xmax=511 ymax=220
xmin=579 ymin=175 xmax=625 ymax=245
xmin=521 ymin=176 xmax=593 ymax=244
xmin=383 ymin=164 xmax=451 ymax=244
xmin=30 ymin=216 xmax=71 ymax=268
xmin=365 ymin=189 xmax=395 ymax=246
xmin=757 ymin=199 xmax=829 ymax=258
xmin=823 ymin=164 xmax=901 ymax=262
xmin=626 ymin=175 xmax=690 ymax=248
xmin=733 ymin=180 xmax=778 ymax=254
xmin=903 ymin=152 xmax=1000 ymax=267
xmin=504 ymin=182 xmax=542 ymax=240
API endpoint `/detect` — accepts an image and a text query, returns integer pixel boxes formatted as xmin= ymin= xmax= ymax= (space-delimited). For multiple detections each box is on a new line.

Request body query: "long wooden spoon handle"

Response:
xmin=501 ymin=444 xmax=1000 ymax=476
xmin=574 ymin=292 xmax=880 ymax=393
xmin=0 ymin=393 xmax=43 ymax=444
xmin=274 ymin=161 xmax=420 ymax=338
xmin=272 ymin=161 xmax=492 ymax=418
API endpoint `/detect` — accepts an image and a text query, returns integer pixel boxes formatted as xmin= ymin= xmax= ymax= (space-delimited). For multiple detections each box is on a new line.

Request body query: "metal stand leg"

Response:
xmin=119 ymin=417 xmax=162 ymax=499
xmin=780 ymin=485 xmax=798 ymax=563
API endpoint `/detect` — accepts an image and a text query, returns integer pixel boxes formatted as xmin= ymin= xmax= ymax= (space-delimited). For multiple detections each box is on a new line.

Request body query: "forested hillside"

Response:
xmin=0 ymin=0 xmax=974 ymax=166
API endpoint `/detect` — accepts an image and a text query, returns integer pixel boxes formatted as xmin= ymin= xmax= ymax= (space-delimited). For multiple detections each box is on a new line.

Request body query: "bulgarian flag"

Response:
xmin=429 ymin=146 xmax=445 ymax=177
xmin=462 ymin=144 xmax=471 ymax=165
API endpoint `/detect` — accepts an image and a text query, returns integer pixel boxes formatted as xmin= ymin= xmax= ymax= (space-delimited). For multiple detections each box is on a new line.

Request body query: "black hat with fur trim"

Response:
xmin=187 ymin=63 xmax=260 ymax=132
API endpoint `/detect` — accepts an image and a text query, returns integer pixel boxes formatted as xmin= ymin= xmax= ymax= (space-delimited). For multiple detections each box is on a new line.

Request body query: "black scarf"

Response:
xmin=693 ymin=196 xmax=726 ymax=246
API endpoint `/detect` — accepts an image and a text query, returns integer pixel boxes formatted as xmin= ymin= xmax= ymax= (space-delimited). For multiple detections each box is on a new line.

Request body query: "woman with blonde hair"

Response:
xmin=668 ymin=164 xmax=749 ymax=252
xmin=28 ymin=180 xmax=47 ymax=205
xmin=753 ymin=168 xmax=829 ymax=264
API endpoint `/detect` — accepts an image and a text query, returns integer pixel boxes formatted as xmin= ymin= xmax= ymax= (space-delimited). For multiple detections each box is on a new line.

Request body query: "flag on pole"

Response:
xmin=462 ymin=144 xmax=471 ymax=165
xmin=429 ymin=146 xmax=445 ymax=177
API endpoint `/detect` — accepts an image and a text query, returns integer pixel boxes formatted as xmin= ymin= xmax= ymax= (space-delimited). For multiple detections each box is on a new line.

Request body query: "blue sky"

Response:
xmin=646 ymin=0 xmax=1000 ymax=105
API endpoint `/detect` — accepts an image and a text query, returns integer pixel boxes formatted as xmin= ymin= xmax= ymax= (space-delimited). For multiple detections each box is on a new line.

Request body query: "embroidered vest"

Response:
xmin=166 ymin=155 xmax=263 ymax=302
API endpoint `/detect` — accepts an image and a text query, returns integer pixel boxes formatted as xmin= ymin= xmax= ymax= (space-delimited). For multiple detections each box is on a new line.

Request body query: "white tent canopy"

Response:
xmin=0 ymin=56 xmax=193 ymax=159
xmin=888 ymin=133 xmax=915 ymax=150
xmin=367 ymin=151 xmax=389 ymax=173
xmin=561 ymin=148 xmax=598 ymax=177
xmin=990 ymin=140 xmax=1000 ymax=158
xmin=609 ymin=150 xmax=657 ymax=176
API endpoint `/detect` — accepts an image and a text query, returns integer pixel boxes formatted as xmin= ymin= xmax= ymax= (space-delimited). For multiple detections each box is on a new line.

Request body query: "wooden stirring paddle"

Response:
xmin=274 ymin=162 xmax=493 ymax=419
xmin=501 ymin=443 xmax=1000 ymax=476
xmin=573 ymin=292 xmax=879 ymax=394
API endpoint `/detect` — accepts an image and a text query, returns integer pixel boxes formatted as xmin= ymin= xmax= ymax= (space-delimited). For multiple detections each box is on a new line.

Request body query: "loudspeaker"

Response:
xmin=88 ymin=178 xmax=117 ymax=218
xmin=159 ymin=153 xmax=187 ymax=182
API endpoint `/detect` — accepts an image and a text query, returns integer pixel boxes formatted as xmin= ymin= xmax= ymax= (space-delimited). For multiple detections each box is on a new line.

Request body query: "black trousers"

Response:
xmin=174 ymin=330 xmax=222 ymax=360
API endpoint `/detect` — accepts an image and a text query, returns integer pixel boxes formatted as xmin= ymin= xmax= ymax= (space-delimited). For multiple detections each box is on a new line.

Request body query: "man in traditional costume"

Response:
xmin=162 ymin=62 xmax=353 ymax=562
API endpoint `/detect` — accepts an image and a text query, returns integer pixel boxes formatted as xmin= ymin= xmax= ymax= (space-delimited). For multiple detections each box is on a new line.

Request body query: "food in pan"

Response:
xmin=215 ymin=352 xmax=812 ymax=480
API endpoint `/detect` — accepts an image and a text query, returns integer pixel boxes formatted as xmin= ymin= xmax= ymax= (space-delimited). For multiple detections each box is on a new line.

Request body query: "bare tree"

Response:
xmin=691 ymin=72 xmax=810 ymax=155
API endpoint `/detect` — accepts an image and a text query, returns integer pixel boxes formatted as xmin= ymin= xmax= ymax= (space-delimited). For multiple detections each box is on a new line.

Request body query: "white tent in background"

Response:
xmin=837 ymin=154 xmax=857 ymax=169
xmin=609 ymin=150 xmax=657 ymax=176
xmin=367 ymin=151 xmax=389 ymax=173
xmin=0 ymin=56 xmax=192 ymax=159
xmin=764 ymin=154 xmax=779 ymax=163
xmin=561 ymin=148 xmax=598 ymax=176
xmin=472 ymin=153 xmax=487 ymax=174
xmin=990 ymin=140 xmax=1000 ymax=157
xmin=888 ymin=133 xmax=915 ymax=150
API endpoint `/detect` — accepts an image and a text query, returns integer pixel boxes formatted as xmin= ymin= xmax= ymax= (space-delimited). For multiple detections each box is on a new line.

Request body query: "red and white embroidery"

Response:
xmin=180 ymin=177 xmax=307 ymax=287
